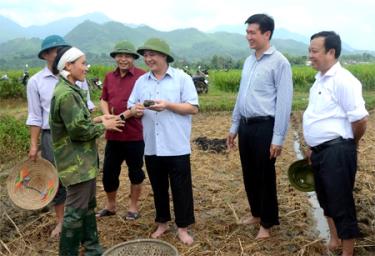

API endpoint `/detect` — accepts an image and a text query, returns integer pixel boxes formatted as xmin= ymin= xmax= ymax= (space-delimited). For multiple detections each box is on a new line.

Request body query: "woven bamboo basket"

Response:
xmin=7 ymin=158 xmax=59 ymax=210
xmin=102 ymin=239 xmax=179 ymax=256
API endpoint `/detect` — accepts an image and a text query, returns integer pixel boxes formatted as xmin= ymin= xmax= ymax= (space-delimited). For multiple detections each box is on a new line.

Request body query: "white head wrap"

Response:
xmin=57 ymin=47 xmax=85 ymax=80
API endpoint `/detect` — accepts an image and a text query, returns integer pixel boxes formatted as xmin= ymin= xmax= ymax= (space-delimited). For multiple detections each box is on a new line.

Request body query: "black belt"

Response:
xmin=42 ymin=129 xmax=51 ymax=133
xmin=310 ymin=137 xmax=354 ymax=153
xmin=240 ymin=115 xmax=274 ymax=125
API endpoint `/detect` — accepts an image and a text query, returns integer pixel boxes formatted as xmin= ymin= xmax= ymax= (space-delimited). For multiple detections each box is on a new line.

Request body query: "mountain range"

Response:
xmin=0 ymin=12 xmax=373 ymax=69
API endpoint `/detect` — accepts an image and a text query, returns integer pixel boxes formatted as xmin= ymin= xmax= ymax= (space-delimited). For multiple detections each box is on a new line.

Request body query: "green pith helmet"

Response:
xmin=110 ymin=41 xmax=139 ymax=59
xmin=38 ymin=35 xmax=69 ymax=59
xmin=288 ymin=159 xmax=315 ymax=192
xmin=137 ymin=38 xmax=174 ymax=63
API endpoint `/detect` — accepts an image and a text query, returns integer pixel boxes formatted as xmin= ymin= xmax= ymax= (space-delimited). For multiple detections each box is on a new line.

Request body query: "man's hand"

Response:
xmin=28 ymin=146 xmax=38 ymax=161
xmin=269 ymin=144 xmax=282 ymax=159
xmin=131 ymin=103 xmax=145 ymax=118
xmin=226 ymin=133 xmax=237 ymax=150
xmin=147 ymin=100 xmax=168 ymax=112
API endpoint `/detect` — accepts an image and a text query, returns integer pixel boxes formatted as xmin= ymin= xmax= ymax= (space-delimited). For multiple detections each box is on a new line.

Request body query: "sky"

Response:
xmin=1 ymin=0 xmax=375 ymax=51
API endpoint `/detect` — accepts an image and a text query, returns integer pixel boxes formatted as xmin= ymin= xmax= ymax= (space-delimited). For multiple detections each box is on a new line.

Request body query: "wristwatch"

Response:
xmin=119 ymin=113 xmax=126 ymax=121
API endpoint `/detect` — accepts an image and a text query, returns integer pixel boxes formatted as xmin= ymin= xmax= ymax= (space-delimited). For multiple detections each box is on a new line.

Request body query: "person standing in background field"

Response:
xmin=227 ymin=14 xmax=293 ymax=239
xmin=26 ymin=35 xmax=70 ymax=238
xmin=96 ymin=41 xmax=146 ymax=220
xmin=303 ymin=31 xmax=368 ymax=256
xmin=49 ymin=46 xmax=124 ymax=255
xmin=128 ymin=38 xmax=199 ymax=245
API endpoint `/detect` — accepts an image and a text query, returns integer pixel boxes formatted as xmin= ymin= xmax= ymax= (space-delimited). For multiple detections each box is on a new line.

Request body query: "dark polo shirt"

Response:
xmin=101 ymin=66 xmax=145 ymax=141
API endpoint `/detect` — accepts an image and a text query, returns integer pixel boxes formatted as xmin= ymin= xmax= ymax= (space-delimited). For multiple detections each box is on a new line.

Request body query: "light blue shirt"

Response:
xmin=26 ymin=67 xmax=95 ymax=129
xmin=26 ymin=67 xmax=58 ymax=129
xmin=128 ymin=66 xmax=199 ymax=156
xmin=230 ymin=47 xmax=293 ymax=145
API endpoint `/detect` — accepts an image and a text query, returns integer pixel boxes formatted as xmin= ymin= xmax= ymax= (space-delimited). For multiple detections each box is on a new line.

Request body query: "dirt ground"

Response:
xmin=1 ymin=111 xmax=374 ymax=255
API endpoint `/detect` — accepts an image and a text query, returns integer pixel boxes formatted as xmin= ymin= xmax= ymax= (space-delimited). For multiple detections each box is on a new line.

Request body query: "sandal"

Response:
xmin=96 ymin=208 xmax=116 ymax=218
xmin=125 ymin=211 xmax=140 ymax=220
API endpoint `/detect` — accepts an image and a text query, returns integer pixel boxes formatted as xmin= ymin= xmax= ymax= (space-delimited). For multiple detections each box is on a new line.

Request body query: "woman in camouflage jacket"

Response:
xmin=49 ymin=46 xmax=124 ymax=256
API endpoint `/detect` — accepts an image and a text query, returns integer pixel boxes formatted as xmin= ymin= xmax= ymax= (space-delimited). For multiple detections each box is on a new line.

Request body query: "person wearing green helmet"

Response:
xmin=128 ymin=38 xmax=199 ymax=245
xmin=96 ymin=41 xmax=146 ymax=220
xmin=26 ymin=34 xmax=70 ymax=238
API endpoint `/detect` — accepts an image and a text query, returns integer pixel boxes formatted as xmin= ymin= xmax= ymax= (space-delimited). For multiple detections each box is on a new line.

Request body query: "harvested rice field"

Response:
xmin=1 ymin=111 xmax=374 ymax=255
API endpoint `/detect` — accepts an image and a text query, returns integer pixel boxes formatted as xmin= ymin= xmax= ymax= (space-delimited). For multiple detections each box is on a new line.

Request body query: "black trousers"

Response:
xmin=145 ymin=154 xmax=195 ymax=228
xmin=102 ymin=140 xmax=145 ymax=192
xmin=310 ymin=139 xmax=361 ymax=239
xmin=238 ymin=118 xmax=279 ymax=229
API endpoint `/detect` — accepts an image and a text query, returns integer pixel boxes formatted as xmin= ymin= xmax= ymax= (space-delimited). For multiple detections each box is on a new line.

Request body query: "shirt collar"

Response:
xmin=146 ymin=65 xmax=173 ymax=80
xmin=113 ymin=66 xmax=135 ymax=77
xmin=251 ymin=46 xmax=275 ymax=59
xmin=264 ymin=46 xmax=276 ymax=55
xmin=42 ymin=66 xmax=58 ymax=79
xmin=315 ymin=61 xmax=341 ymax=80
xmin=61 ymin=77 xmax=86 ymax=96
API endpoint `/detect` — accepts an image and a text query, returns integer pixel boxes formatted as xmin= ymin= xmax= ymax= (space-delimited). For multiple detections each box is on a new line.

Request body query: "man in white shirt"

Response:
xmin=303 ymin=31 xmax=368 ymax=256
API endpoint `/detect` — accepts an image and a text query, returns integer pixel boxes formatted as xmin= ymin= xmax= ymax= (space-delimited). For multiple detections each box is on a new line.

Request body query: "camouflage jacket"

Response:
xmin=49 ymin=78 xmax=105 ymax=187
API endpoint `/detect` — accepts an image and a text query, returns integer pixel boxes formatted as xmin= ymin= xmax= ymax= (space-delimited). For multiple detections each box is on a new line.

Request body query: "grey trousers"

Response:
xmin=41 ymin=130 xmax=66 ymax=205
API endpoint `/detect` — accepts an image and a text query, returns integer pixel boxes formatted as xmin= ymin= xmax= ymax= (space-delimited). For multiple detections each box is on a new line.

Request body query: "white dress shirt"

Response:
xmin=303 ymin=62 xmax=368 ymax=147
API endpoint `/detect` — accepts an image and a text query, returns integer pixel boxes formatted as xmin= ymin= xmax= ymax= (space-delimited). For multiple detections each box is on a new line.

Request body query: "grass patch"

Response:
xmin=0 ymin=79 xmax=26 ymax=99
xmin=0 ymin=115 xmax=29 ymax=164
xmin=199 ymin=85 xmax=236 ymax=111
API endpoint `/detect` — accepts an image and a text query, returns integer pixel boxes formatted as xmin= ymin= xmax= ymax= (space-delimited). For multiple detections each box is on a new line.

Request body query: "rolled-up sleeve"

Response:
xmin=336 ymin=77 xmax=368 ymax=122
xmin=181 ymin=74 xmax=199 ymax=106
xmin=127 ymin=79 xmax=141 ymax=109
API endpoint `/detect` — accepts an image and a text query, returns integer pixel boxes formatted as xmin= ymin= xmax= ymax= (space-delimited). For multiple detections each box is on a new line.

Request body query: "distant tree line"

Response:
xmin=1 ymin=52 xmax=374 ymax=71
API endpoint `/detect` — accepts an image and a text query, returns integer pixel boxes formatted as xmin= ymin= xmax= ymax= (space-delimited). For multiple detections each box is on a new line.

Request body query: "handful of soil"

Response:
xmin=143 ymin=100 xmax=155 ymax=107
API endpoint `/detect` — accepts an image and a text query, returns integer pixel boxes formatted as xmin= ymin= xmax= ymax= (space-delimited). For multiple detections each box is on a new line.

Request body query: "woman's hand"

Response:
xmin=102 ymin=115 xmax=125 ymax=131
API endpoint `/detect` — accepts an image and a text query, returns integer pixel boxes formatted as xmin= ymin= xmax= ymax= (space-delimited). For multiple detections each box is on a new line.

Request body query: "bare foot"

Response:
xmin=177 ymin=228 xmax=193 ymax=245
xmin=151 ymin=223 xmax=169 ymax=238
xmin=239 ymin=216 xmax=260 ymax=225
xmin=50 ymin=222 xmax=62 ymax=238
xmin=327 ymin=237 xmax=342 ymax=251
xmin=255 ymin=226 xmax=270 ymax=240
